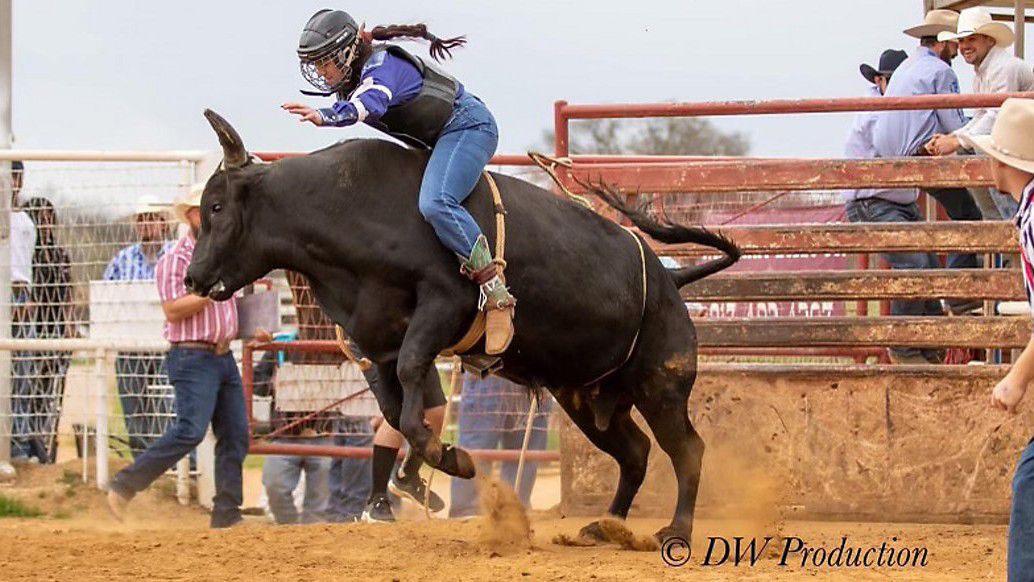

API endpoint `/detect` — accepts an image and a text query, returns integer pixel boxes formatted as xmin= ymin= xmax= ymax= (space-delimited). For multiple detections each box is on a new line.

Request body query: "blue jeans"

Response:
xmin=10 ymin=287 xmax=41 ymax=461
xmin=110 ymin=347 xmax=249 ymax=526
xmin=418 ymin=92 xmax=500 ymax=258
xmin=449 ymin=375 xmax=551 ymax=518
xmin=845 ymin=198 xmax=944 ymax=360
xmin=262 ymin=437 xmax=332 ymax=524
xmin=993 ymin=187 xmax=1021 ymax=221
xmin=1010 ymin=438 xmax=1034 ymax=580
xmin=924 ymin=188 xmax=983 ymax=270
xmin=326 ymin=417 xmax=373 ymax=522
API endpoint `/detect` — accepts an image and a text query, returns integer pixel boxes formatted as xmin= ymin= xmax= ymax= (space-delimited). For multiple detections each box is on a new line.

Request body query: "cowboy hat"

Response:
xmin=172 ymin=182 xmax=205 ymax=224
xmin=131 ymin=195 xmax=170 ymax=218
xmin=937 ymin=7 xmax=1014 ymax=47
xmin=904 ymin=9 xmax=959 ymax=39
xmin=860 ymin=49 xmax=908 ymax=84
xmin=961 ymin=98 xmax=1034 ymax=175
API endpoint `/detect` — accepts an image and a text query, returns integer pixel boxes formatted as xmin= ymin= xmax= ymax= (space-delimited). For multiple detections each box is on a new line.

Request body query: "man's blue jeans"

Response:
xmin=418 ymin=92 xmax=500 ymax=258
xmin=845 ymin=198 xmax=944 ymax=361
xmin=262 ymin=437 xmax=332 ymax=524
xmin=449 ymin=376 xmax=551 ymax=518
xmin=924 ymin=188 xmax=983 ymax=270
xmin=109 ymin=347 xmax=249 ymax=525
xmin=1009 ymin=437 xmax=1034 ymax=580
xmin=326 ymin=417 xmax=373 ymax=522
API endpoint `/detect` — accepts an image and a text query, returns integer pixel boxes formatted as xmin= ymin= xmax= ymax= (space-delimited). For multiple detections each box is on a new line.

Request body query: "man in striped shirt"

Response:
xmin=103 ymin=200 xmax=175 ymax=457
xmin=107 ymin=184 xmax=249 ymax=529
xmin=964 ymin=98 xmax=1034 ymax=578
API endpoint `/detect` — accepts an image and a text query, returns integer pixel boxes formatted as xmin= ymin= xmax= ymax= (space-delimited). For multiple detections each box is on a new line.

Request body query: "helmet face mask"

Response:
xmin=300 ymin=35 xmax=361 ymax=93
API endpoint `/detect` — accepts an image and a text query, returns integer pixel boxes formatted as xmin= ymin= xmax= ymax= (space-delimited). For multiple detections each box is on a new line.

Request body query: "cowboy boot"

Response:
xmin=461 ymin=234 xmax=515 ymax=355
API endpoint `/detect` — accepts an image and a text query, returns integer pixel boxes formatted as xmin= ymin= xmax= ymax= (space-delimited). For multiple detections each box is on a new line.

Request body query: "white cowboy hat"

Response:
xmin=172 ymin=182 xmax=205 ymax=224
xmin=904 ymin=9 xmax=959 ymax=39
xmin=962 ymin=98 xmax=1034 ymax=175
xmin=131 ymin=195 xmax=170 ymax=218
xmin=937 ymin=7 xmax=1014 ymax=47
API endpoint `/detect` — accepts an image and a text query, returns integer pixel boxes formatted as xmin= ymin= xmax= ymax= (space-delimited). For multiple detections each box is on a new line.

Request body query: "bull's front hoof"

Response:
xmin=436 ymin=445 xmax=476 ymax=479
xmin=654 ymin=525 xmax=691 ymax=546
xmin=577 ymin=520 xmax=610 ymax=542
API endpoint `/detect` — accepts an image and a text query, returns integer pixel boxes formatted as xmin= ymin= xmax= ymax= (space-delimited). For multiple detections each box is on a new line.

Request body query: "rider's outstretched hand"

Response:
xmin=282 ymin=102 xmax=324 ymax=126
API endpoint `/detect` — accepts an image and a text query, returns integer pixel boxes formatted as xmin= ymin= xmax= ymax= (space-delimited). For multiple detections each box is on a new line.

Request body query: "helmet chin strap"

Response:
xmin=299 ymin=88 xmax=337 ymax=97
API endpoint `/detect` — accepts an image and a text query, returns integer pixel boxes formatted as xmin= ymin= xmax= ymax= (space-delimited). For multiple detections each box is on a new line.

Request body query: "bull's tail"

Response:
xmin=576 ymin=176 xmax=741 ymax=288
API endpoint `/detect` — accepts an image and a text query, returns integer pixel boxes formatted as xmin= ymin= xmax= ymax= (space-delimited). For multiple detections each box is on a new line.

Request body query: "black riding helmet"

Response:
xmin=297 ymin=9 xmax=363 ymax=94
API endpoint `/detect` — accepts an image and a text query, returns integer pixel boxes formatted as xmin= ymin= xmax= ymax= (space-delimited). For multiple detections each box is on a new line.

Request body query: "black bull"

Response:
xmin=187 ymin=110 xmax=740 ymax=543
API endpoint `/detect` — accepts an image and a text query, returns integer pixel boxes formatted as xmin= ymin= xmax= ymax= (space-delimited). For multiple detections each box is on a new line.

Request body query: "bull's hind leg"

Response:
xmin=634 ymin=377 xmax=704 ymax=545
xmin=553 ymin=391 xmax=651 ymax=529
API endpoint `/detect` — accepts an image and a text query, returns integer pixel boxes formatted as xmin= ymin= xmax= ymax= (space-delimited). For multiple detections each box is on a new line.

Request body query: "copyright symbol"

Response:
xmin=660 ymin=536 xmax=691 ymax=567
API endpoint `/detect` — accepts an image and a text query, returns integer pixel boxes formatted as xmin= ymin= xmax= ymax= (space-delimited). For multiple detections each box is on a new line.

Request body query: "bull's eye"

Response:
xmin=212 ymin=203 xmax=223 ymax=213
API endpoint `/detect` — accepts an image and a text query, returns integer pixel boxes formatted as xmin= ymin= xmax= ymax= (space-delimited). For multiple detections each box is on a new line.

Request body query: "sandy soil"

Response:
xmin=0 ymin=462 xmax=1009 ymax=581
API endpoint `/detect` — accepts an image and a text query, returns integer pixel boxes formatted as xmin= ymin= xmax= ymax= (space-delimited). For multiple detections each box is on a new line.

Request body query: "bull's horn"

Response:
xmin=203 ymin=109 xmax=248 ymax=169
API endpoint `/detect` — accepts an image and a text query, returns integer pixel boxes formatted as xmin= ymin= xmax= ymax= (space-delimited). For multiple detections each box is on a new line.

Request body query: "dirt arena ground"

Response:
xmin=0 ymin=461 xmax=1009 ymax=581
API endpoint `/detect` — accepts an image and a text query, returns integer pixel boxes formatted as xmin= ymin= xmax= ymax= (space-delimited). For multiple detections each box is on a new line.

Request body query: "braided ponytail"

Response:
xmin=369 ymin=23 xmax=467 ymax=61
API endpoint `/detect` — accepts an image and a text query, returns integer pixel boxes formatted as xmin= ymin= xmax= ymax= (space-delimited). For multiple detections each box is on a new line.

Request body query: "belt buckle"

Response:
xmin=214 ymin=341 xmax=231 ymax=356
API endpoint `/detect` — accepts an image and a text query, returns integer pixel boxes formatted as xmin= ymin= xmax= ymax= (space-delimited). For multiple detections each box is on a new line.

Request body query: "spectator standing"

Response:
xmin=254 ymin=330 xmax=335 ymax=524
xmin=103 ymin=198 xmax=174 ymax=456
xmin=283 ymin=271 xmax=375 ymax=523
xmin=107 ymin=184 xmax=249 ymax=529
xmin=9 ymin=161 xmax=40 ymax=461
xmin=449 ymin=374 xmax=551 ymax=518
xmin=23 ymin=197 xmax=72 ymax=463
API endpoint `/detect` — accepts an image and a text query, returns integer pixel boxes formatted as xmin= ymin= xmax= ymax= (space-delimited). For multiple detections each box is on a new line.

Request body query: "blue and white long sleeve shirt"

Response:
xmin=317 ymin=50 xmax=463 ymax=127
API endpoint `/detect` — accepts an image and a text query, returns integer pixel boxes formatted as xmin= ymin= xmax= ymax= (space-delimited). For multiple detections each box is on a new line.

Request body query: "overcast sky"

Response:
xmin=9 ymin=1 xmax=1029 ymax=159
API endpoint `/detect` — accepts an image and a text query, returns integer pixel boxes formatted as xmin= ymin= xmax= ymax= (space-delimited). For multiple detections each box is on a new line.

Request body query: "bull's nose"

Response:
xmin=183 ymin=274 xmax=198 ymax=293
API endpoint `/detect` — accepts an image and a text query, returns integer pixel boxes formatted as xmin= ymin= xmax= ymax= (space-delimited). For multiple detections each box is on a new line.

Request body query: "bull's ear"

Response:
xmin=204 ymin=109 xmax=248 ymax=169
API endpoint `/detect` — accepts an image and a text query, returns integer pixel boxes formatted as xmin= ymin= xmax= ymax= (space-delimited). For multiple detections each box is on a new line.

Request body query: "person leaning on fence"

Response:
xmin=103 ymin=197 xmax=175 ymax=457
xmin=21 ymin=197 xmax=73 ymax=464
xmin=254 ymin=330 xmax=336 ymax=525
xmin=965 ymin=98 xmax=1034 ymax=580
xmin=875 ymin=9 xmax=986 ymax=317
xmin=850 ymin=31 xmax=950 ymax=364
xmin=8 ymin=161 xmax=43 ymax=462
xmin=107 ymin=183 xmax=249 ymax=529
xmin=925 ymin=7 xmax=1033 ymax=221
xmin=449 ymin=374 xmax=551 ymax=519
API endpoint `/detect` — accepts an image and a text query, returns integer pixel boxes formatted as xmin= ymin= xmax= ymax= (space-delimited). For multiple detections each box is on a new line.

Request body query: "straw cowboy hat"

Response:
xmin=962 ymin=98 xmax=1034 ymax=175
xmin=904 ymin=9 xmax=959 ymax=38
xmin=937 ymin=7 xmax=1014 ymax=47
xmin=173 ymin=183 xmax=205 ymax=224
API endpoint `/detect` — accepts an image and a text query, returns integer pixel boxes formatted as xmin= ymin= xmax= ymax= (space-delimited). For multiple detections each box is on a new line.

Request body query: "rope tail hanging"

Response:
xmin=512 ymin=389 xmax=540 ymax=497
xmin=423 ymin=355 xmax=463 ymax=519
xmin=527 ymin=152 xmax=596 ymax=210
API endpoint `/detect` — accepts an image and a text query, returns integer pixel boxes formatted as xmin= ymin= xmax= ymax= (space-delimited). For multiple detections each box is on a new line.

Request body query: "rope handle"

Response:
xmin=527 ymin=152 xmax=596 ymax=211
